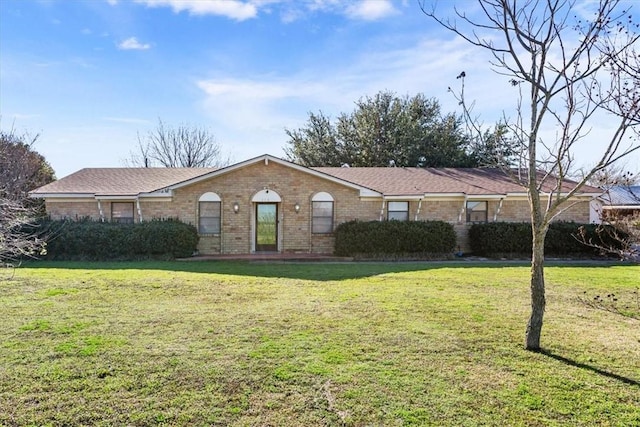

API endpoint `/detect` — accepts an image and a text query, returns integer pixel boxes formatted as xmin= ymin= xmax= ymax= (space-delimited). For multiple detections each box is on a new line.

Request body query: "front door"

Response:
xmin=255 ymin=203 xmax=278 ymax=252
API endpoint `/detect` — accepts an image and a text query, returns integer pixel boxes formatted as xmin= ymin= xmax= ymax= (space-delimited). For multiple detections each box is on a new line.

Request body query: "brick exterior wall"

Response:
xmin=45 ymin=200 xmax=101 ymax=221
xmin=42 ymin=164 xmax=594 ymax=255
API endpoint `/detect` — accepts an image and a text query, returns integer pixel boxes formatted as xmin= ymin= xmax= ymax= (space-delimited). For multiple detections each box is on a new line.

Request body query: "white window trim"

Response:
xmin=199 ymin=192 xmax=222 ymax=235
xmin=312 ymin=192 xmax=334 ymax=234
xmin=387 ymin=201 xmax=409 ymax=221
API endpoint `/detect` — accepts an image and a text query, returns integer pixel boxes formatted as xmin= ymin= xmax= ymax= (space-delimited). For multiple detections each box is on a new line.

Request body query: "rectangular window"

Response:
xmin=312 ymin=201 xmax=334 ymax=233
xmin=387 ymin=201 xmax=409 ymax=221
xmin=111 ymin=202 xmax=134 ymax=224
xmin=466 ymin=201 xmax=488 ymax=223
xmin=199 ymin=201 xmax=221 ymax=234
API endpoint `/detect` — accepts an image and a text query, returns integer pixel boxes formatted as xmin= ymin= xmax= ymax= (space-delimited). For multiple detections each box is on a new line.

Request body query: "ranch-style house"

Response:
xmin=30 ymin=154 xmax=601 ymax=255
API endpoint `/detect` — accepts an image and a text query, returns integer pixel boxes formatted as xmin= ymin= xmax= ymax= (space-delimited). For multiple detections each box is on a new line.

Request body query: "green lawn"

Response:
xmin=1 ymin=261 xmax=638 ymax=426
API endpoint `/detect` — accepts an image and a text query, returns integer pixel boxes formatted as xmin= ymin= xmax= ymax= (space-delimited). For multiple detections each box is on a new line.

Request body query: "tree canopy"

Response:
xmin=0 ymin=129 xmax=55 ymax=201
xmin=0 ymin=128 xmax=54 ymax=263
xmin=285 ymin=91 xmax=491 ymax=168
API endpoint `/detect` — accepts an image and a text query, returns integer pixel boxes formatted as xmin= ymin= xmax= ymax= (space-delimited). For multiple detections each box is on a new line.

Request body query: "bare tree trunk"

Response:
xmin=526 ymin=227 xmax=547 ymax=351
xmin=422 ymin=0 xmax=639 ymax=351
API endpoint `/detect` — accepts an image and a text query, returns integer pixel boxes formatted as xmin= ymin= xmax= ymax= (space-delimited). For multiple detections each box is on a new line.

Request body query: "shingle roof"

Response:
xmin=31 ymin=167 xmax=216 ymax=196
xmin=30 ymin=156 xmax=601 ymax=198
xmin=314 ymin=167 xmax=600 ymax=196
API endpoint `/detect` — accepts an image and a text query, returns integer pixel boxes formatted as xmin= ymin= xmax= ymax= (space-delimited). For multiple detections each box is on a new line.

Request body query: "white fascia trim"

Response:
xmin=358 ymin=191 xmax=382 ymax=199
xmin=466 ymin=194 xmax=506 ymax=200
xmin=95 ymin=195 xmax=138 ymax=201
xmin=422 ymin=193 xmax=505 ymax=200
xmin=602 ymin=205 xmax=640 ymax=210
xmin=167 ymin=154 xmax=383 ymax=198
xmin=382 ymin=195 xmax=424 ymax=201
xmin=29 ymin=193 xmax=95 ymax=199
xmin=423 ymin=193 xmax=466 ymax=198
xmin=506 ymin=191 xmax=601 ymax=198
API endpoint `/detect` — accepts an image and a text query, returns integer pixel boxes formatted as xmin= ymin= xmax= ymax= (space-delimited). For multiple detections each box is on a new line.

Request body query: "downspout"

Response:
xmin=379 ymin=198 xmax=386 ymax=221
xmin=136 ymin=198 xmax=143 ymax=223
xmin=458 ymin=195 xmax=468 ymax=223
xmin=220 ymin=206 xmax=224 ymax=255
xmin=415 ymin=198 xmax=423 ymax=221
xmin=97 ymin=199 xmax=104 ymax=222
xmin=493 ymin=198 xmax=504 ymax=222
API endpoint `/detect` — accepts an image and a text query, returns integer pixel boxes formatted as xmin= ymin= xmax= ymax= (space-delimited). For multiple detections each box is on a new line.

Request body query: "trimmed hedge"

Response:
xmin=334 ymin=220 xmax=456 ymax=257
xmin=35 ymin=218 xmax=199 ymax=260
xmin=468 ymin=221 xmax=626 ymax=257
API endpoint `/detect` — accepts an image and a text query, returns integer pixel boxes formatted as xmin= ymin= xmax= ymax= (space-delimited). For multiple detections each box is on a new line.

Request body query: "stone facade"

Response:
xmin=42 ymin=161 xmax=595 ymax=255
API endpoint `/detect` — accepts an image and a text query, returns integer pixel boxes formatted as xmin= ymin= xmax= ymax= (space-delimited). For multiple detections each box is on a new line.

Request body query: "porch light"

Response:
xmin=294 ymin=203 xmax=301 ymax=213
xmin=233 ymin=202 xmax=239 ymax=213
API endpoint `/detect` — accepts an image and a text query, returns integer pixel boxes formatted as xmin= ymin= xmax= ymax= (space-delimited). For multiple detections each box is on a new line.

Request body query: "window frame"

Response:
xmin=111 ymin=202 xmax=134 ymax=224
xmin=198 ymin=192 xmax=222 ymax=235
xmin=312 ymin=192 xmax=334 ymax=234
xmin=387 ymin=201 xmax=409 ymax=221
xmin=466 ymin=201 xmax=488 ymax=224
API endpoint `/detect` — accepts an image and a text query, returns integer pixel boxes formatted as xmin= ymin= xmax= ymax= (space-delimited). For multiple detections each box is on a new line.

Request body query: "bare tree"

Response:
xmin=127 ymin=119 xmax=231 ymax=168
xmin=0 ymin=197 xmax=47 ymax=266
xmin=584 ymin=166 xmax=640 ymax=259
xmin=423 ymin=0 xmax=640 ymax=350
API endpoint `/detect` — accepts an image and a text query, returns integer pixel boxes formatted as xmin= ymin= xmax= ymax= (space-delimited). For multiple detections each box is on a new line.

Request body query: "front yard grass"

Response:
xmin=1 ymin=261 xmax=638 ymax=426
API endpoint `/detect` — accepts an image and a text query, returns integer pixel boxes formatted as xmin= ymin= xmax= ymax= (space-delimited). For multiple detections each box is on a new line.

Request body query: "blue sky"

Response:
xmin=1 ymin=0 xmax=638 ymax=178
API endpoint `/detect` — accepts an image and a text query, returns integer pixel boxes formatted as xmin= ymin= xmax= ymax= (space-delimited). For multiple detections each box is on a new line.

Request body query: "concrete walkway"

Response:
xmin=178 ymin=253 xmax=354 ymax=262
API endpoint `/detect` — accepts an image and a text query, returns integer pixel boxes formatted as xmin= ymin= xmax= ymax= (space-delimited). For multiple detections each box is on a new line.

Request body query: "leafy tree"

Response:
xmin=0 ymin=128 xmax=54 ymax=264
xmin=0 ymin=129 xmax=55 ymax=201
xmin=127 ymin=119 xmax=230 ymax=168
xmin=424 ymin=0 xmax=639 ymax=350
xmin=285 ymin=91 xmax=481 ymax=167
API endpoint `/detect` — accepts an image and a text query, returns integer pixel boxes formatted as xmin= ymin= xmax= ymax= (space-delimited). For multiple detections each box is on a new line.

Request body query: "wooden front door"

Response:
xmin=255 ymin=203 xmax=278 ymax=252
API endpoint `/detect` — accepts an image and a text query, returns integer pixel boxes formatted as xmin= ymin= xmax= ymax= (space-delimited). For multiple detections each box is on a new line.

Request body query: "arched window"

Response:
xmin=312 ymin=192 xmax=334 ymax=234
xmin=199 ymin=192 xmax=221 ymax=234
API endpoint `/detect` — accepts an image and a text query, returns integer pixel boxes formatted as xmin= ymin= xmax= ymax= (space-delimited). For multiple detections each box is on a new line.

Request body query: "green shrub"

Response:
xmin=36 ymin=218 xmax=199 ymax=260
xmin=469 ymin=221 xmax=626 ymax=257
xmin=334 ymin=220 xmax=456 ymax=257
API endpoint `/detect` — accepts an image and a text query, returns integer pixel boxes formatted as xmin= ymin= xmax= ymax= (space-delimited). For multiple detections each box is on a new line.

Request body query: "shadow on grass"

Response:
xmin=20 ymin=259 xmax=630 ymax=281
xmin=540 ymin=349 xmax=640 ymax=387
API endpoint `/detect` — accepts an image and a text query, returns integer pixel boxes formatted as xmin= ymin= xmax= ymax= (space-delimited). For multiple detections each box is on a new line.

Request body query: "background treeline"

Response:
xmin=285 ymin=91 xmax=515 ymax=168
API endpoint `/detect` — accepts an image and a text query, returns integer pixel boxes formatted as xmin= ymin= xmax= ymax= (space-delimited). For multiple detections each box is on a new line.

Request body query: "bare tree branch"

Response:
xmin=423 ymin=0 xmax=639 ymax=350
xmin=126 ymin=119 xmax=231 ymax=168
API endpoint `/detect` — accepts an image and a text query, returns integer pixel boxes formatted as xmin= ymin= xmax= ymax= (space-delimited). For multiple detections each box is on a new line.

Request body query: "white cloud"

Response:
xmin=193 ymin=36 xmax=499 ymax=159
xmin=279 ymin=0 xmax=398 ymax=23
xmin=135 ymin=0 xmax=257 ymax=21
xmin=117 ymin=37 xmax=151 ymax=50
xmin=106 ymin=0 xmax=118 ymax=5
xmin=346 ymin=0 xmax=397 ymax=21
